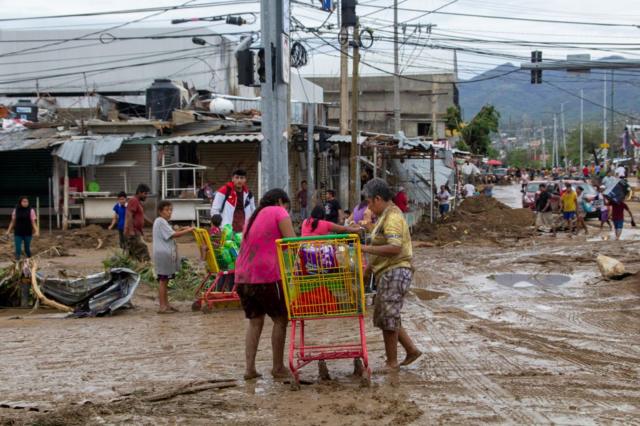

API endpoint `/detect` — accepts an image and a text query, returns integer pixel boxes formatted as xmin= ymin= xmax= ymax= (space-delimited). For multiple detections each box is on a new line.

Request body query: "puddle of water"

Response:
xmin=489 ymin=273 xmax=571 ymax=288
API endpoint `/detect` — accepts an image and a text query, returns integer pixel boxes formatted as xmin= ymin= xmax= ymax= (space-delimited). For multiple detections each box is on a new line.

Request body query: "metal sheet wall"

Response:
xmin=93 ymin=144 xmax=152 ymax=194
xmin=197 ymin=143 xmax=259 ymax=195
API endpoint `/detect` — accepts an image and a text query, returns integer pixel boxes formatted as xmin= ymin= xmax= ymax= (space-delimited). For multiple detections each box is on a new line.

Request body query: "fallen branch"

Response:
xmin=29 ymin=261 xmax=73 ymax=313
xmin=142 ymin=379 xmax=237 ymax=402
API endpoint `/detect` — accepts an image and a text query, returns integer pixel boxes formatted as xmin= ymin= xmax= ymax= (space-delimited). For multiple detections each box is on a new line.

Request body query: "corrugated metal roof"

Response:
xmin=0 ymin=128 xmax=68 ymax=152
xmin=157 ymin=133 xmax=263 ymax=144
xmin=327 ymin=134 xmax=367 ymax=145
xmin=53 ymin=136 xmax=125 ymax=166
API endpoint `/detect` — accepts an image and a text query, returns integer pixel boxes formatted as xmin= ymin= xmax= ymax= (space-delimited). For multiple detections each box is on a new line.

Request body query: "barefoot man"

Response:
xmin=361 ymin=178 xmax=422 ymax=371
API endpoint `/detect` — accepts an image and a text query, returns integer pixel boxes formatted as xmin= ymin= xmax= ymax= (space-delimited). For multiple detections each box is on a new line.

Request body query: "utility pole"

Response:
xmin=431 ymin=81 xmax=439 ymax=140
xmin=560 ymin=102 xmax=567 ymax=167
xmin=307 ymin=105 xmax=315 ymax=213
xmin=553 ymin=114 xmax=558 ymax=168
xmin=393 ymin=0 xmax=401 ymax=134
xmin=603 ymin=72 xmax=608 ymax=163
xmin=339 ymin=1 xmax=349 ymax=135
xmin=610 ymin=70 xmax=615 ymax=147
xmin=580 ymin=88 xmax=584 ymax=167
xmin=349 ymin=21 xmax=361 ymax=209
xmin=540 ymin=123 xmax=547 ymax=168
xmin=260 ymin=0 xmax=290 ymax=193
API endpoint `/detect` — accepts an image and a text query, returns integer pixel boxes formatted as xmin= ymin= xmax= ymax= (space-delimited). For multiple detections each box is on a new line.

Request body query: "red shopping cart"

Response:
xmin=276 ymin=234 xmax=371 ymax=388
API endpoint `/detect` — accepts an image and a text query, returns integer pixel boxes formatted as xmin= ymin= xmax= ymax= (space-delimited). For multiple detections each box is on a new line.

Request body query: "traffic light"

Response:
xmin=257 ymin=48 xmax=266 ymax=83
xmin=341 ymin=0 xmax=356 ymax=28
xmin=531 ymin=50 xmax=542 ymax=84
xmin=236 ymin=49 xmax=255 ymax=86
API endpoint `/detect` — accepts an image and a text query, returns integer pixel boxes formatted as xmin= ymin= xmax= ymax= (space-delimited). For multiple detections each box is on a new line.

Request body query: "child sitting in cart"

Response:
xmin=209 ymin=214 xmax=223 ymax=248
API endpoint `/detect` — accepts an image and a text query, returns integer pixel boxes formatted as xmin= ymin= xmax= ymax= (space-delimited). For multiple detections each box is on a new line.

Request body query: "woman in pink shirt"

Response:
xmin=301 ymin=206 xmax=361 ymax=236
xmin=235 ymin=188 xmax=296 ymax=380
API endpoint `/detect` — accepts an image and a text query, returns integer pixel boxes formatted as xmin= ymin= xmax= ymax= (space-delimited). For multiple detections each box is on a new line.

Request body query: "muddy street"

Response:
xmin=1 ymin=185 xmax=640 ymax=425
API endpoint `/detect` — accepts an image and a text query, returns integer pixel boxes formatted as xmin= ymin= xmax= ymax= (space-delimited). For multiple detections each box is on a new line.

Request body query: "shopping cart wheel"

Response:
xmin=289 ymin=378 xmax=301 ymax=391
xmin=201 ymin=304 xmax=212 ymax=314
xmin=353 ymin=358 xmax=365 ymax=377
xmin=191 ymin=300 xmax=202 ymax=312
xmin=318 ymin=360 xmax=331 ymax=381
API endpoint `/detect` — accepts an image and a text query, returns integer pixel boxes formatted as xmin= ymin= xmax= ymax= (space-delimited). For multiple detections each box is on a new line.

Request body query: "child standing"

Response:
xmin=153 ymin=201 xmax=194 ymax=314
xmin=108 ymin=191 xmax=127 ymax=249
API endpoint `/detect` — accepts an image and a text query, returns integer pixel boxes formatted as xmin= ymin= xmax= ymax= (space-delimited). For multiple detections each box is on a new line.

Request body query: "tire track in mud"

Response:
xmin=407 ymin=302 xmax=551 ymax=424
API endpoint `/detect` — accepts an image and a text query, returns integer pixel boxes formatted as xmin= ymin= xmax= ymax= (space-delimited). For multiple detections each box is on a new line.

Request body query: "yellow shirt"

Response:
xmin=369 ymin=204 xmax=412 ymax=276
xmin=561 ymin=190 xmax=577 ymax=212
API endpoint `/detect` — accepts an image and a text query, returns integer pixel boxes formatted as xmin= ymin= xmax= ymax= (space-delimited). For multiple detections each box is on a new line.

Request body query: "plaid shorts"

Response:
xmin=373 ymin=267 xmax=412 ymax=331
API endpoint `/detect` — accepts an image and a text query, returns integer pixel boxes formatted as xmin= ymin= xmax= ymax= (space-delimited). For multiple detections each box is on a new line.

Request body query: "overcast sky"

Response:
xmin=2 ymin=0 xmax=640 ymax=80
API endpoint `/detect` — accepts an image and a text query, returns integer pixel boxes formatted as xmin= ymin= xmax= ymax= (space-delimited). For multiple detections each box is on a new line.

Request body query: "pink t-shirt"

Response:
xmin=235 ymin=206 xmax=290 ymax=284
xmin=301 ymin=219 xmax=333 ymax=237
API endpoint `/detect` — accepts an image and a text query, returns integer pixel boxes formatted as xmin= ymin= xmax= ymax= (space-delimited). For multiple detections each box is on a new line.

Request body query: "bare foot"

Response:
xmin=271 ymin=368 xmax=290 ymax=379
xmin=244 ymin=371 xmax=262 ymax=380
xmin=400 ymin=350 xmax=423 ymax=367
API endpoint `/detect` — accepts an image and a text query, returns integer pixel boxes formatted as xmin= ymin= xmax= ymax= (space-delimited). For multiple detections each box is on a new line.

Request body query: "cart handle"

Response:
xmin=277 ymin=234 xmax=359 ymax=243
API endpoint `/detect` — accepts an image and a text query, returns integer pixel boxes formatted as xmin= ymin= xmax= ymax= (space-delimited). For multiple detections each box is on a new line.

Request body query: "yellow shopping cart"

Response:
xmin=276 ymin=234 xmax=370 ymax=387
xmin=191 ymin=228 xmax=239 ymax=312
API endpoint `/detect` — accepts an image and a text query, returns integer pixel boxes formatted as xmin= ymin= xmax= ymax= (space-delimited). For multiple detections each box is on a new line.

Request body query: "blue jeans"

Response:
xmin=439 ymin=204 xmax=450 ymax=215
xmin=14 ymin=235 xmax=32 ymax=259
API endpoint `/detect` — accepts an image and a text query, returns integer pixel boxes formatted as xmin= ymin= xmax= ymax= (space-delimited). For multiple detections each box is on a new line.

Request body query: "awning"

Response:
xmin=53 ymin=136 xmax=125 ymax=166
xmin=157 ymin=133 xmax=263 ymax=144
xmin=327 ymin=134 xmax=367 ymax=145
xmin=0 ymin=128 xmax=73 ymax=152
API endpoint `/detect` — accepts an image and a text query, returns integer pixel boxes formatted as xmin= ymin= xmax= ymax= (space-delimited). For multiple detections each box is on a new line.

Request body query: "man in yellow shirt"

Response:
xmin=560 ymin=182 xmax=577 ymax=234
xmin=361 ymin=178 xmax=422 ymax=371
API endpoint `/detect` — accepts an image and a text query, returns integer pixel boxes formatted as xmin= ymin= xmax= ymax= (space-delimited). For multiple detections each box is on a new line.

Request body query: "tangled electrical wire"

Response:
xmin=290 ymin=41 xmax=308 ymax=68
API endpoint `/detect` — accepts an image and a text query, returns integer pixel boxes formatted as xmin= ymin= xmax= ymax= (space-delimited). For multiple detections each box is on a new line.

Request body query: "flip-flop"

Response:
xmin=400 ymin=351 xmax=423 ymax=367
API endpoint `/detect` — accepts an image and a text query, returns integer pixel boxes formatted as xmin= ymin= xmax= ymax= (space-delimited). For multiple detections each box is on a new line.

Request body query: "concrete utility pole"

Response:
xmin=553 ymin=114 xmax=558 ymax=168
xmin=307 ymin=105 xmax=315 ymax=213
xmin=260 ymin=0 xmax=290 ymax=193
xmin=393 ymin=0 xmax=401 ymax=134
xmin=560 ymin=102 xmax=567 ymax=167
xmin=350 ymin=22 xmax=361 ymax=209
xmin=610 ymin=70 xmax=615 ymax=147
xmin=603 ymin=72 xmax=608 ymax=162
xmin=540 ymin=123 xmax=547 ymax=168
xmin=339 ymin=1 xmax=349 ymax=135
xmin=431 ymin=80 xmax=439 ymax=140
xmin=580 ymin=88 xmax=584 ymax=167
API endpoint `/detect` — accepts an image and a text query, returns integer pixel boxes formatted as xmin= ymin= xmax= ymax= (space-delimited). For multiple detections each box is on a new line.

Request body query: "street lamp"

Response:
xmin=171 ymin=13 xmax=257 ymax=26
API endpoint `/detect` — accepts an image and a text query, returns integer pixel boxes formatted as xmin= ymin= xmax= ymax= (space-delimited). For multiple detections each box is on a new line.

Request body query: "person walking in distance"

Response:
xmin=594 ymin=185 xmax=612 ymax=231
xmin=324 ymin=189 xmax=343 ymax=224
xmin=211 ymin=169 xmax=255 ymax=233
xmin=296 ymin=180 xmax=309 ymax=220
xmin=560 ymin=182 xmax=578 ymax=234
xmin=437 ymin=185 xmax=451 ymax=217
xmin=361 ymin=178 xmax=422 ymax=371
xmin=609 ymin=197 xmax=636 ymax=240
xmin=124 ymin=184 xmax=153 ymax=262
xmin=535 ymin=184 xmax=555 ymax=236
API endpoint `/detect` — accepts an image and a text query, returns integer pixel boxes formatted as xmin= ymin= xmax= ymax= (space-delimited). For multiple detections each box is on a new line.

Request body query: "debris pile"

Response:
xmin=414 ymin=196 xmax=535 ymax=245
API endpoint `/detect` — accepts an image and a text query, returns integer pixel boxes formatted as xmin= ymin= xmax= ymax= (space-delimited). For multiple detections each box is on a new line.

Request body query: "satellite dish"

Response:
xmin=209 ymin=97 xmax=234 ymax=115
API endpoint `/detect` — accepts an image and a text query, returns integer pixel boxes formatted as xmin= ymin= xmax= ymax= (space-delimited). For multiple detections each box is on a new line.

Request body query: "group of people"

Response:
xmin=534 ymin=181 xmax=635 ymax=240
xmin=101 ymin=170 xmax=422 ymax=374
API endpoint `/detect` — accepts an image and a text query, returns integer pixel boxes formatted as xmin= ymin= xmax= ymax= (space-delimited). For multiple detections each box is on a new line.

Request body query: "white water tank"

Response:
xmin=209 ymin=97 xmax=234 ymax=115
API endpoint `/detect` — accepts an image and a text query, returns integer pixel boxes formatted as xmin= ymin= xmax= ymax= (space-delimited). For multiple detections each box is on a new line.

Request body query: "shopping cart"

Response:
xmin=276 ymin=234 xmax=371 ymax=388
xmin=191 ymin=228 xmax=240 ymax=312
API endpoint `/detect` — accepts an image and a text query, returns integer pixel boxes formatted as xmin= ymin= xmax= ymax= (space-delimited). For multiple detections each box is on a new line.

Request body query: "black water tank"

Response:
xmin=12 ymin=99 xmax=38 ymax=122
xmin=146 ymin=79 xmax=182 ymax=121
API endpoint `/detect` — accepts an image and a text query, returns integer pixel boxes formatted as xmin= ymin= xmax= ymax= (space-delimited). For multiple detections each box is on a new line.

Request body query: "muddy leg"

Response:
xmin=398 ymin=327 xmax=422 ymax=366
xmin=245 ymin=316 xmax=265 ymax=379
xmin=158 ymin=279 xmax=169 ymax=310
xmin=271 ymin=316 xmax=289 ymax=378
xmin=382 ymin=330 xmax=400 ymax=369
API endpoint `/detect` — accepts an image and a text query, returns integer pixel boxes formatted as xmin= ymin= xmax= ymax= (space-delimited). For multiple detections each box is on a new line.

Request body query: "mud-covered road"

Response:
xmin=1 ymin=185 xmax=640 ymax=425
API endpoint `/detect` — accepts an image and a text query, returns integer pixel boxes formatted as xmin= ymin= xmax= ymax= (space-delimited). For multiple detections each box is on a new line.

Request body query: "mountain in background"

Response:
xmin=458 ymin=58 xmax=640 ymax=130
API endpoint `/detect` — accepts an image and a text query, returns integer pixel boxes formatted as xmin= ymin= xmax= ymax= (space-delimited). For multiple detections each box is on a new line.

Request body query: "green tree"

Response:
xmin=445 ymin=106 xmax=462 ymax=134
xmin=505 ymin=148 xmax=541 ymax=169
xmin=455 ymin=140 xmax=470 ymax=151
xmin=461 ymin=105 xmax=501 ymax=155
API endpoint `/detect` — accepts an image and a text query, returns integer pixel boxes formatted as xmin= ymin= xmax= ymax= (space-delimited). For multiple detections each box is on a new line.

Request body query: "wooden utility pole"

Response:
xmin=350 ymin=22 xmax=360 ymax=209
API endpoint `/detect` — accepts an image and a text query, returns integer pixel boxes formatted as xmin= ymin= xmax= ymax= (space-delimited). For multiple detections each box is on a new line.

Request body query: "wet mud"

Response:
xmin=2 ymin=186 xmax=640 ymax=425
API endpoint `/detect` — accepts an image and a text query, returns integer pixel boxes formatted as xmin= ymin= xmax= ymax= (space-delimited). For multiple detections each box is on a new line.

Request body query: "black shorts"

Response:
xmin=237 ymin=282 xmax=287 ymax=319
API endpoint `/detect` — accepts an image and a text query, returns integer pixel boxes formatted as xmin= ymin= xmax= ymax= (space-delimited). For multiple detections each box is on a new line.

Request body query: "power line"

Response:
xmin=0 ymin=1 xmax=259 ymax=22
